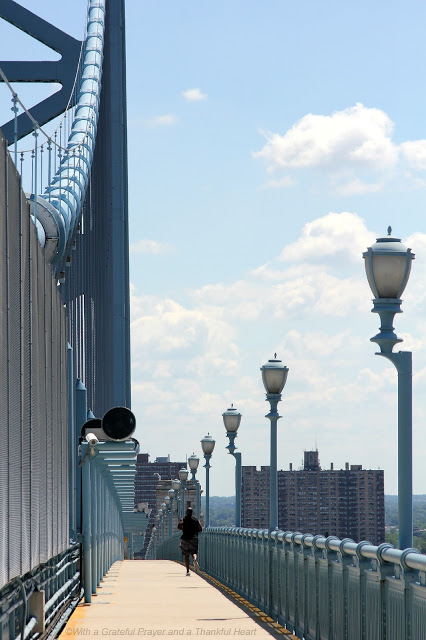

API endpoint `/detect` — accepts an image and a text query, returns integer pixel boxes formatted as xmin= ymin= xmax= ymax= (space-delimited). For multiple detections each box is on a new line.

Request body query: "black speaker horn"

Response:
xmin=102 ymin=406 xmax=136 ymax=442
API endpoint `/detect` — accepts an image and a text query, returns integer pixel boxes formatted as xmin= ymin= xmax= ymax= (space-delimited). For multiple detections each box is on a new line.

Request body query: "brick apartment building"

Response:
xmin=135 ymin=454 xmax=187 ymax=509
xmin=241 ymin=450 xmax=385 ymax=545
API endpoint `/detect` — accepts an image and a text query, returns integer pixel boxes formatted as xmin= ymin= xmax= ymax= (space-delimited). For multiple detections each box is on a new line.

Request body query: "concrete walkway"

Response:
xmin=59 ymin=561 xmax=297 ymax=640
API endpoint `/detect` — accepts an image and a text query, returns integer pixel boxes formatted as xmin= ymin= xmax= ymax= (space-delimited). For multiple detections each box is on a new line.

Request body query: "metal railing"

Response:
xmin=0 ymin=545 xmax=81 ymax=640
xmin=156 ymin=527 xmax=426 ymax=640
xmin=79 ymin=441 xmax=136 ymax=602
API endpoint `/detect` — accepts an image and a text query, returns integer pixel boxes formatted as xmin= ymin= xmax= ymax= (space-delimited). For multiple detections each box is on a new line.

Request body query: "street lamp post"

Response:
xmin=261 ymin=355 xmax=289 ymax=532
xmin=188 ymin=453 xmax=201 ymax=519
xmin=152 ymin=527 xmax=157 ymax=558
xmin=223 ymin=404 xmax=242 ymax=527
xmin=161 ymin=503 xmax=167 ymax=541
xmin=172 ymin=478 xmax=181 ymax=518
xmin=164 ymin=496 xmax=171 ymax=537
xmin=201 ymin=434 xmax=216 ymax=528
xmin=363 ymin=228 xmax=415 ymax=550
xmin=156 ymin=510 xmax=162 ymax=544
xmin=168 ymin=488 xmax=174 ymax=536
xmin=179 ymin=468 xmax=189 ymax=517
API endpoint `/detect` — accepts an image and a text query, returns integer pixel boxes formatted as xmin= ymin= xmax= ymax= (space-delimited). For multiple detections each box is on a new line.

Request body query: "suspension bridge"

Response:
xmin=0 ymin=1 xmax=426 ymax=639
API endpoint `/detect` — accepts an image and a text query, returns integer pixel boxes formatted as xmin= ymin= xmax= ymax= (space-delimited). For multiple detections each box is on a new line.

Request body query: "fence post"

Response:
xmin=68 ymin=344 xmax=76 ymax=541
xmin=75 ymin=379 xmax=87 ymax=535
xmin=91 ymin=461 xmax=98 ymax=594
xmin=80 ymin=442 xmax=92 ymax=603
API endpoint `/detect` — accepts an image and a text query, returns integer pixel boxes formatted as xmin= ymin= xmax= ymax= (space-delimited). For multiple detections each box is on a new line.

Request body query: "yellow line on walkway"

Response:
xmin=184 ymin=563 xmax=299 ymax=640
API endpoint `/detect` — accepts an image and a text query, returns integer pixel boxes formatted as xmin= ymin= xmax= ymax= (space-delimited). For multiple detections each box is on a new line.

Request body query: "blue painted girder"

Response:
xmin=0 ymin=0 xmax=82 ymax=142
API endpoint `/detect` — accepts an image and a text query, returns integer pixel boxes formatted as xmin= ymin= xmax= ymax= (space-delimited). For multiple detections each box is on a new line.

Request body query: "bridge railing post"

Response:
xmin=252 ymin=532 xmax=259 ymax=608
xmin=286 ymin=533 xmax=299 ymax=632
xmin=244 ymin=530 xmax=250 ymax=599
xmin=269 ymin=531 xmax=279 ymax=620
xmin=329 ymin=538 xmax=354 ymax=640
xmin=383 ymin=547 xmax=419 ymax=640
xmin=277 ymin=533 xmax=289 ymax=630
xmin=247 ymin=529 xmax=256 ymax=604
xmin=68 ymin=344 xmax=76 ymax=541
xmin=99 ymin=467 xmax=103 ymax=581
xmin=294 ymin=533 xmax=303 ymax=635
xmin=210 ymin=529 xmax=216 ymax=578
xmin=408 ymin=561 xmax=426 ymax=640
xmin=301 ymin=535 xmax=314 ymax=638
xmin=80 ymin=442 xmax=92 ymax=603
xmin=282 ymin=533 xmax=292 ymax=630
xmin=91 ymin=460 xmax=98 ymax=595
xmin=304 ymin=535 xmax=323 ymax=638
xmin=262 ymin=531 xmax=269 ymax=614
xmin=75 ymin=380 xmax=87 ymax=536
xmin=344 ymin=541 xmax=373 ymax=640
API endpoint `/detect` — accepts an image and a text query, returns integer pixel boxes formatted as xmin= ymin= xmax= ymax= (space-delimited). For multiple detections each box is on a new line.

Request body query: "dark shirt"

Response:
xmin=178 ymin=515 xmax=202 ymax=540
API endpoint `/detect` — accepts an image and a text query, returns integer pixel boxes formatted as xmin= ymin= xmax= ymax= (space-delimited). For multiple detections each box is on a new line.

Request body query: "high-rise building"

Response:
xmin=135 ymin=454 xmax=187 ymax=508
xmin=241 ymin=450 xmax=385 ymax=545
xmin=240 ymin=465 xmax=270 ymax=529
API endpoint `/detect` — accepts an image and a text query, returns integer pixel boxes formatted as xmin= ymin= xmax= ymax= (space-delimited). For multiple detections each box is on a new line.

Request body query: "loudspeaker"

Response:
xmin=102 ymin=406 xmax=136 ymax=441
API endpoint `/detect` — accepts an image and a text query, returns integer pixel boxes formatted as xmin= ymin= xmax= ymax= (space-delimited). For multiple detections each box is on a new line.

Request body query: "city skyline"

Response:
xmin=1 ymin=0 xmax=426 ymax=497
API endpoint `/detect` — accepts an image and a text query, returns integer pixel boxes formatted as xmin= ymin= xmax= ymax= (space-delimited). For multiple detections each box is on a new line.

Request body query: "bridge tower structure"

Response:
xmin=63 ymin=0 xmax=131 ymax=415
xmin=0 ymin=0 xmax=131 ymax=416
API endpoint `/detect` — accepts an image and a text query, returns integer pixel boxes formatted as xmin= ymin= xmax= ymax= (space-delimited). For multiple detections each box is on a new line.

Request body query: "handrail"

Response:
xmin=209 ymin=525 xmax=424 ymax=570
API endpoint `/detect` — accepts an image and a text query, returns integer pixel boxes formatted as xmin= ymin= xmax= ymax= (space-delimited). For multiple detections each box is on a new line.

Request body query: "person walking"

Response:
xmin=178 ymin=507 xmax=202 ymax=576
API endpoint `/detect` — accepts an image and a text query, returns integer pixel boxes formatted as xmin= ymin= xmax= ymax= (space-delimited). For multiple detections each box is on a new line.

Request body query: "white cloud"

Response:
xmin=146 ymin=114 xmax=178 ymax=126
xmin=193 ymin=212 xmax=375 ymax=322
xmin=400 ymin=140 xmax=426 ymax=171
xmin=267 ymin=269 xmax=368 ymax=318
xmin=281 ymin=329 xmax=354 ymax=357
xmin=253 ymin=103 xmax=426 ymax=194
xmin=130 ymin=239 xmax=173 ymax=255
xmin=182 ymin=88 xmax=207 ymax=101
xmin=254 ymin=104 xmax=398 ymax=171
xmin=130 ymin=291 xmax=239 ymax=371
xmin=277 ymin=211 xmax=375 ymax=264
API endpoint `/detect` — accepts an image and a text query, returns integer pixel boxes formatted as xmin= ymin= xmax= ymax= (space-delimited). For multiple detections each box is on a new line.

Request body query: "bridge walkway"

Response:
xmin=59 ymin=561 xmax=298 ymax=640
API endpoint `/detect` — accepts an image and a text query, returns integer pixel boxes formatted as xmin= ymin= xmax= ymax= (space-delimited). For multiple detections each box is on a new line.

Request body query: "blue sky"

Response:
xmin=1 ymin=0 xmax=426 ymax=499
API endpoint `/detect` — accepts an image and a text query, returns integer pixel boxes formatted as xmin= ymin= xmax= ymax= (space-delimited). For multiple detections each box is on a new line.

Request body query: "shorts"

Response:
xmin=180 ymin=538 xmax=199 ymax=556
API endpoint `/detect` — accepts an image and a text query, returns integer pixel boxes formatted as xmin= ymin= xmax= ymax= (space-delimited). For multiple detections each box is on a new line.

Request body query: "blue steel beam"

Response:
xmin=0 ymin=0 xmax=82 ymax=142
xmin=1 ymin=0 xmax=131 ymax=420
xmin=1 ymin=1 xmax=105 ymax=273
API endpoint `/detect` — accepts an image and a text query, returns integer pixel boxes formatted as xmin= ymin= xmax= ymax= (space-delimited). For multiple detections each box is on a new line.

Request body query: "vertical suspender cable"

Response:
xmin=54 ymin=132 xmax=58 ymax=174
xmin=47 ymin=139 xmax=52 ymax=202
xmin=33 ymin=128 xmax=38 ymax=227
xmin=12 ymin=93 xmax=18 ymax=167
xmin=40 ymin=145 xmax=44 ymax=200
